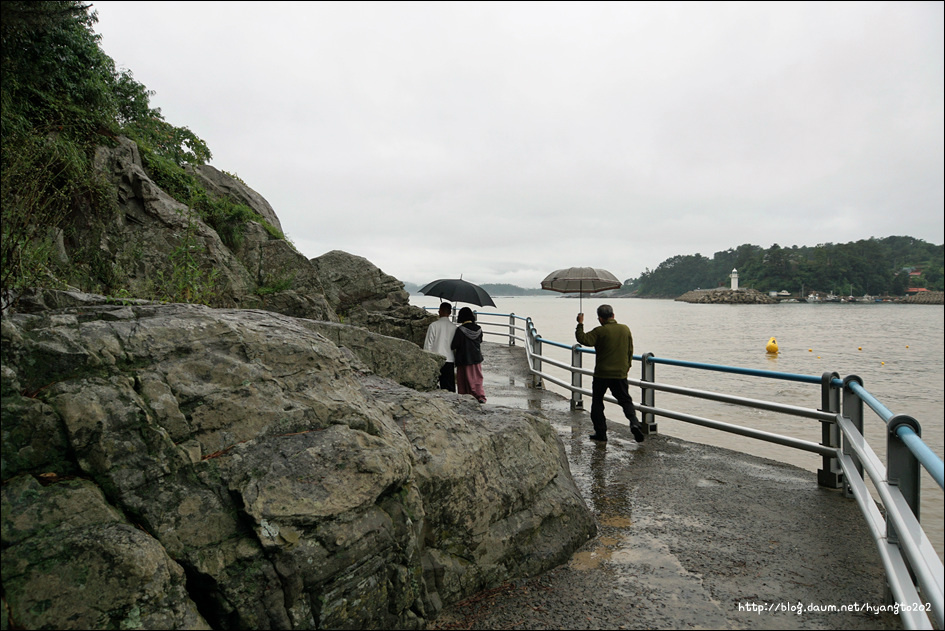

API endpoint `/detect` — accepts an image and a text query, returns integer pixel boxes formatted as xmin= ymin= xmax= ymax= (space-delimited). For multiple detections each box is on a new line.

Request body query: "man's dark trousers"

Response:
xmin=590 ymin=377 xmax=638 ymax=437
xmin=439 ymin=362 xmax=456 ymax=392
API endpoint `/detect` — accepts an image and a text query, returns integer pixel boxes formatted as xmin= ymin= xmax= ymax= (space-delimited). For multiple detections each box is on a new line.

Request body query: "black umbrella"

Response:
xmin=419 ymin=278 xmax=496 ymax=308
xmin=541 ymin=267 xmax=622 ymax=312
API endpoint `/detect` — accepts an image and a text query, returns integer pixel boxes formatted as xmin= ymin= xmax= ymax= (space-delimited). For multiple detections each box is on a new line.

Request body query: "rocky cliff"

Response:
xmin=42 ymin=136 xmax=432 ymax=346
xmin=1 ymin=135 xmax=597 ymax=629
xmin=1 ymin=299 xmax=596 ymax=630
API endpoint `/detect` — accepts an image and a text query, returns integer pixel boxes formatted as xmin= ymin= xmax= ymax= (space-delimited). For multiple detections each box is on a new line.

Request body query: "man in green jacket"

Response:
xmin=576 ymin=304 xmax=644 ymax=443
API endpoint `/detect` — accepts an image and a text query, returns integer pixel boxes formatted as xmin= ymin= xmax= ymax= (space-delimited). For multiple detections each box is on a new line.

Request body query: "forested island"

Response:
xmin=409 ymin=238 xmax=943 ymax=301
xmin=618 ymin=238 xmax=943 ymax=299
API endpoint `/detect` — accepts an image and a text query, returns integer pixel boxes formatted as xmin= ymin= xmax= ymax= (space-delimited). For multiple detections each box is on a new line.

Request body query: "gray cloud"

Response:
xmin=93 ymin=1 xmax=944 ymax=287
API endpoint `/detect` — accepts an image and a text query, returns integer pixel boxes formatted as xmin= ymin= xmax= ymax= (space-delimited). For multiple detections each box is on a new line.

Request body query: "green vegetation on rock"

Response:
xmin=1 ymin=1 xmax=280 ymax=308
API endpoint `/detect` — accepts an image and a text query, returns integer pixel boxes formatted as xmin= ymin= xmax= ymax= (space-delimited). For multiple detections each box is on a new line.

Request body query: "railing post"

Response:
xmin=885 ymin=414 xmax=923 ymax=612
xmin=533 ymin=336 xmax=543 ymax=387
xmin=887 ymin=415 xmax=922 ymax=529
xmin=508 ymin=313 xmax=515 ymax=346
xmin=841 ymin=375 xmax=865 ymax=498
xmin=527 ymin=318 xmax=542 ymax=387
xmin=817 ymin=371 xmax=843 ymax=488
xmin=571 ymin=345 xmax=583 ymax=410
xmin=641 ymin=352 xmax=657 ymax=434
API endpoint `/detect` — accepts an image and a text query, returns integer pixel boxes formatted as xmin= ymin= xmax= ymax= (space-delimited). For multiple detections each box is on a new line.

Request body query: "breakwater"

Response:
xmin=904 ymin=291 xmax=945 ymax=304
xmin=674 ymin=289 xmax=944 ymax=304
xmin=675 ymin=288 xmax=777 ymax=304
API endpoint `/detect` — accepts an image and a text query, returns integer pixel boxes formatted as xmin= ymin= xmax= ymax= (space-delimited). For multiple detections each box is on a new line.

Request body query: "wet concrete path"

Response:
xmin=431 ymin=343 xmax=902 ymax=630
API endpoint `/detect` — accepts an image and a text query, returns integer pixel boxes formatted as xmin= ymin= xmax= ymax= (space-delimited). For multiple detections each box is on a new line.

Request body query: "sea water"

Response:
xmin=412 ymin=294 xmax=945 ymax=560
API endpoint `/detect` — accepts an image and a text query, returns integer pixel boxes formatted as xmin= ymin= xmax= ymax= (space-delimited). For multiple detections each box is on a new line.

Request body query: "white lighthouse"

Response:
xmin=731 ymin=268 xmax=739 ymax=290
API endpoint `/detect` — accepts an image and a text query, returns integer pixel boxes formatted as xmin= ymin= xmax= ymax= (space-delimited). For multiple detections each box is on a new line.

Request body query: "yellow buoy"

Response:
xmin=766 ymin=337 xmax=779 ymax=354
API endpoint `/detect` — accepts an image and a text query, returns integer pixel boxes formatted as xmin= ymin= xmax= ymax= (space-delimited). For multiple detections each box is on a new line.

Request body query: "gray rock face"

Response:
xmin=311 ymin=250 xmax=434 ymax=347
xmin=230 ymin=222 xmax=337 ymax=322
xmin=77 ymin=137 xmax=430 ymax=340
xmin=1 ymin=304 xmax=595 ymax=630
xmin=187 ymin=164 xmax=284 ymax=235
xmin=1 ymin=476 xmax=211 ymax=630
xmin=311 ymin=250 xmax=410 ymax=314
xmin=90 ymin=136 xmax=339 ymax=321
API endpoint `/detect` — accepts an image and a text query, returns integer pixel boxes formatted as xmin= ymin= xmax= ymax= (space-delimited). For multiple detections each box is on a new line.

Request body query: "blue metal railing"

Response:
xmin=451 ymin=308 xmax=944 ymax=630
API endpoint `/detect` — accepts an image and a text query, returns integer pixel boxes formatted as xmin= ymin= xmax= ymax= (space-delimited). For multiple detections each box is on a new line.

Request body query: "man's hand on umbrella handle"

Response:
xmin=576 ymin=313 xmax=584 ymax=324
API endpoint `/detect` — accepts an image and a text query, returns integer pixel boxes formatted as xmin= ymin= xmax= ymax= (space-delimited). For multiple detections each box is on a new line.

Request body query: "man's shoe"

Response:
xmin=589 ymin=433 xmax=608 ymax=442
xmin=630 ymin=424 xmax=645 ymax=443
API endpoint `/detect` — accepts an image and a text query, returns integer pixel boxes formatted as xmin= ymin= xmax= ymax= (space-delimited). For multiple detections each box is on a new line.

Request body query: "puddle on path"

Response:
xmin=569 ymin=512 xmax=731 ymax=626
xmin=600 ymin=515 xmax=634 ymax=528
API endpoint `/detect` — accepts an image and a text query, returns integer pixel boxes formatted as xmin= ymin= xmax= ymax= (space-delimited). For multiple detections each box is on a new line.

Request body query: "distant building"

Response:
xmin=731 ymin=268 xmax=739 ymax=290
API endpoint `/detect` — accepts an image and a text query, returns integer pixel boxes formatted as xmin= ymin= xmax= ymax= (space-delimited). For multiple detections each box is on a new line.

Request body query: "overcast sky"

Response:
xmin=91 ymin=1 xmax=944 ymax=288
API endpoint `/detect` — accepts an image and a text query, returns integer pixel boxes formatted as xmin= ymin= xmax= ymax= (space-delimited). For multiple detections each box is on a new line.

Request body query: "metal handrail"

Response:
xmin=845 ymin=379 xmax=945 ymax=490
xmin=459 ymin=308 xmax=944 ymax=630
